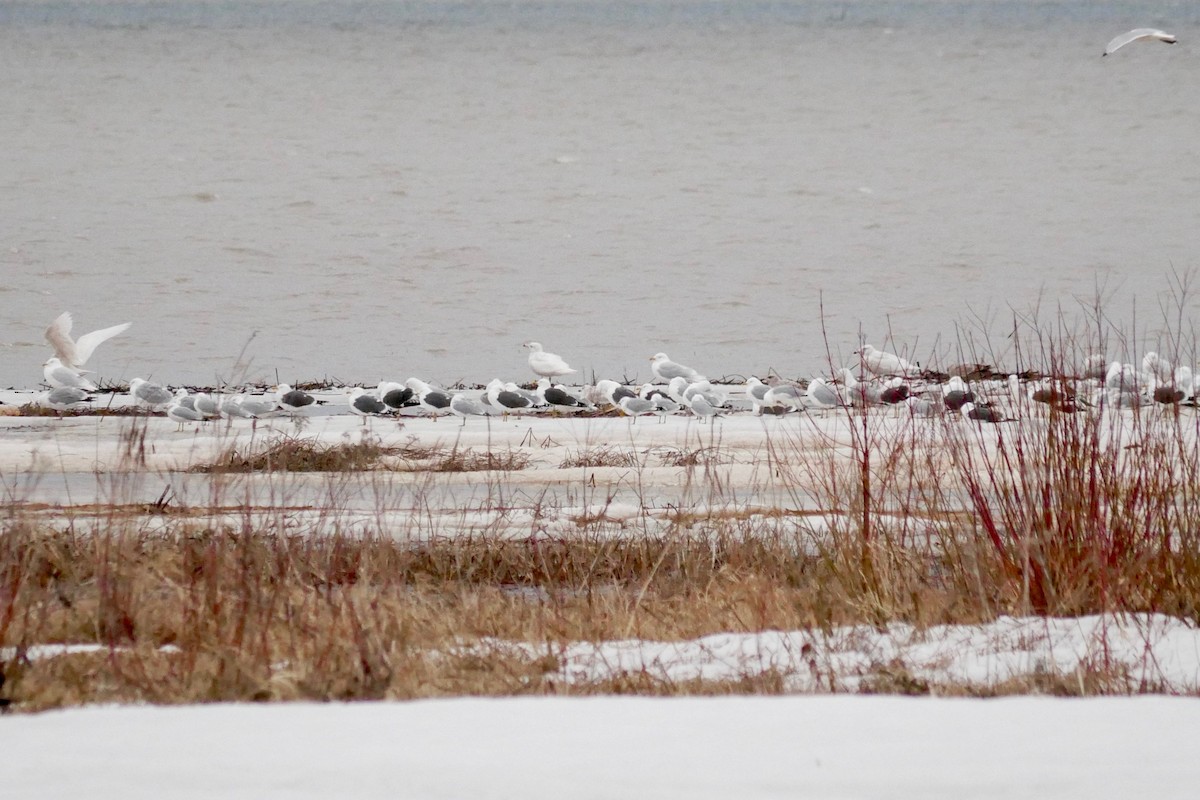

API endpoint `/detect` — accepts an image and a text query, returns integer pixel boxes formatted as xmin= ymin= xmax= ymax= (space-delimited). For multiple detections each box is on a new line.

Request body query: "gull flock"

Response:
xmin=25 ymin=313 xmax=1200 ymax=430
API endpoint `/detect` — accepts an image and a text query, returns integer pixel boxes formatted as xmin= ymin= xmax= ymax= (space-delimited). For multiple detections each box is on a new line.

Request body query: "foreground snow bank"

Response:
xmin=523 ymin=614 xmax=1200 ymax=693
xmin=6 ymin=696 xmax=1200 ymax=799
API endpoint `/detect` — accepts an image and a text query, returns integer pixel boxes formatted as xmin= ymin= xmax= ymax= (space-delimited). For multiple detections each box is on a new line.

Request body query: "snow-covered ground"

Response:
xmin=0 ymin=386 xmax=1181 ymax=538
xmin=6 ymin=695 xmax=1200 ymax=799
xmin=4 ymin=391 xmax=1198 ymax=798
xmin=481 ymin=614 xmax=1200 ymax=694
xmin=0 ymin=396 xmax=944 ymax=535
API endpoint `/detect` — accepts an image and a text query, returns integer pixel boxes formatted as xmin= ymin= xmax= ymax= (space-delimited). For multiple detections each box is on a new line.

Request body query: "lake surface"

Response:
xmin=2 ymin=1 xmax=1198 ymax=388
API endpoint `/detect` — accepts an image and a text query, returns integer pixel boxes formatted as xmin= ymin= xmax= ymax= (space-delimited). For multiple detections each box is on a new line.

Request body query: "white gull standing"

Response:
xmin=837 ymin=368 xmax=881 ymax=408
xmin=41 ymin=386 xmax=93 ymax=415
xmin=275 ymin=384 xmax=316 ymax=414
xmin=650 ymin=393 xmax=680 ymax=421
xmin=854 ymin=345 xmax=917 ymax=378
xmin=650 ymin=353 xmax=705 ymax=383
xmin=377 ymin=381 xmax=414 ymax=411
xmin=406 ymin=378 xmax=452 ymax=419
xmin=218 ymin=396 xmax=255 ymax=420
xmin=523 ymin=342 xmax=576 ymax=379
xmin=129 ymin=378 xmax=174 ymax=411
xmin=235 ymin=395 xmax=278 ymax=418
xmin=960 ymin=402 xmax=1006 ymax=424
xmin=1142 ymin=352 xmax=1173 ymax=383
xmin=617 ymin=395 xmax=656 ymax=422
xmin=762 ymin=382 xmax=804 ymax=412
xmin=450 ymin=392 xmax=491 ymax=425
xmin=43 ymin=357 xmax=97 ymax=391
xmin=688 ymin=393 xmax=719 ymax=423
xmin=744 ymin=377 xmax=771 ymax=415
xmin=166 ymin=400 xmax=206 ymax=431
xmin=595 ymin=379 xmax=637 ymax=407
xmin=486 ymin=379 xmax=535 ymax=416
xmin=805 ymin=377 xmax=841 ymax=410
xmin=536 ymin=378 xmax=584 ymax=408
xmin=943 ymin=376 xmax=976 ymax=412
xmin=347 ymin=387 xmax=388 ymax=424
xmin=192 ymin=392 xmax=221 ymax=419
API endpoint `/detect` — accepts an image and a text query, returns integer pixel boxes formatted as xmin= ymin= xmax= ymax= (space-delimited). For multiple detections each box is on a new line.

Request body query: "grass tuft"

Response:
xmin=193 ymin=437 xmax=394 ymax=473
xmin=559 ymin=446 xmax=640 ymax=469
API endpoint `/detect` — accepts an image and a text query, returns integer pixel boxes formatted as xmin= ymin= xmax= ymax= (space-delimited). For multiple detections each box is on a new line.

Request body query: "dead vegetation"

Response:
xmin=192 ymin=437 xmax=530 ymax=474
xmin=2 ymin=491 xmax=1197 ymax=711
xmin=7 ymin=327 xmax=1200 ymax=710
xmin=193 ymin=437 xmax=395 ymax=473
xmin=559 ymin=446 xmax=641 ymax=469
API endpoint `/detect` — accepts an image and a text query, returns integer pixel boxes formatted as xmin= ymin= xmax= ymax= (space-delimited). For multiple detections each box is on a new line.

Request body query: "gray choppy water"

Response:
xmin=3 ymin=1 xmax=1199 ymax=388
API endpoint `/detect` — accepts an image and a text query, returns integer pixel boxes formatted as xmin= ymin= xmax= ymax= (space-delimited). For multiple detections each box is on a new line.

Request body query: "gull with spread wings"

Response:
xmin=1103 ymin=28 xmax=1177 ymax=56
xmin=44 ymin=312 xmax=132 ymax=371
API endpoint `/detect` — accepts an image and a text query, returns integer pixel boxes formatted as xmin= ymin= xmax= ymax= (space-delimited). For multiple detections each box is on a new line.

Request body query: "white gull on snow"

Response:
xmin=128 ymin=377 xmax=173 ymax=410
xmin=450 ymin=392 xmax=491 ymax=425
xmin=43 ymin=357 xmax=97 ymax=391
xmin=854 ymin=344 xmax=917 ymax=378
xmin=41 ymin=386 xmax=93 ymax=413
xmin=650 ymin=352 xmax=705 ymax=383
xmin=523 ymin=341 xmax=576 ymax=378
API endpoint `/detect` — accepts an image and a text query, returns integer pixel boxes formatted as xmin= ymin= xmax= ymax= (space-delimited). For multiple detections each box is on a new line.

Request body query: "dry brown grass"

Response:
xmin=191 ymin=438 xmax=530 ymax=474
xmin=18 ymin=404 xmax=143 ymax=418
xmin=656 ymin=446 xmax=728 ymax=467
xmin=559 ymin=446 xmax=641 ymax=469
xmin=2 ymin=497 xmax=1196 ymax=711
xmin=193 ymin=437 xmax=395 ymax=473
xmin=8 ymin=343 xmax=1200 ymax=710
xmin=418 ymin=449 xmax=531 ymax=472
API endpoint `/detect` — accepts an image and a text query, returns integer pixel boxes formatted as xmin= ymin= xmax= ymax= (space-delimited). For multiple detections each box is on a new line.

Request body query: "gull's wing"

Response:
xmin=1104 ymin=28 xmax=1174 ymax=56
xmin=44 ymin=311 xmax=77 ymax=364
xmin=73 ymin=321 xmax=132 ymax=366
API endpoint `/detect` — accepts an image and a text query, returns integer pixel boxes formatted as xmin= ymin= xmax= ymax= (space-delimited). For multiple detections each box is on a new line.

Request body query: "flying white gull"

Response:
xmin=44 ymin=312 xmax=132 ymax=371
xmin=523 ymin=341 xmax=576 ymax=378
xmin=1103 ymin=28 xmax=1177 ymax=56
